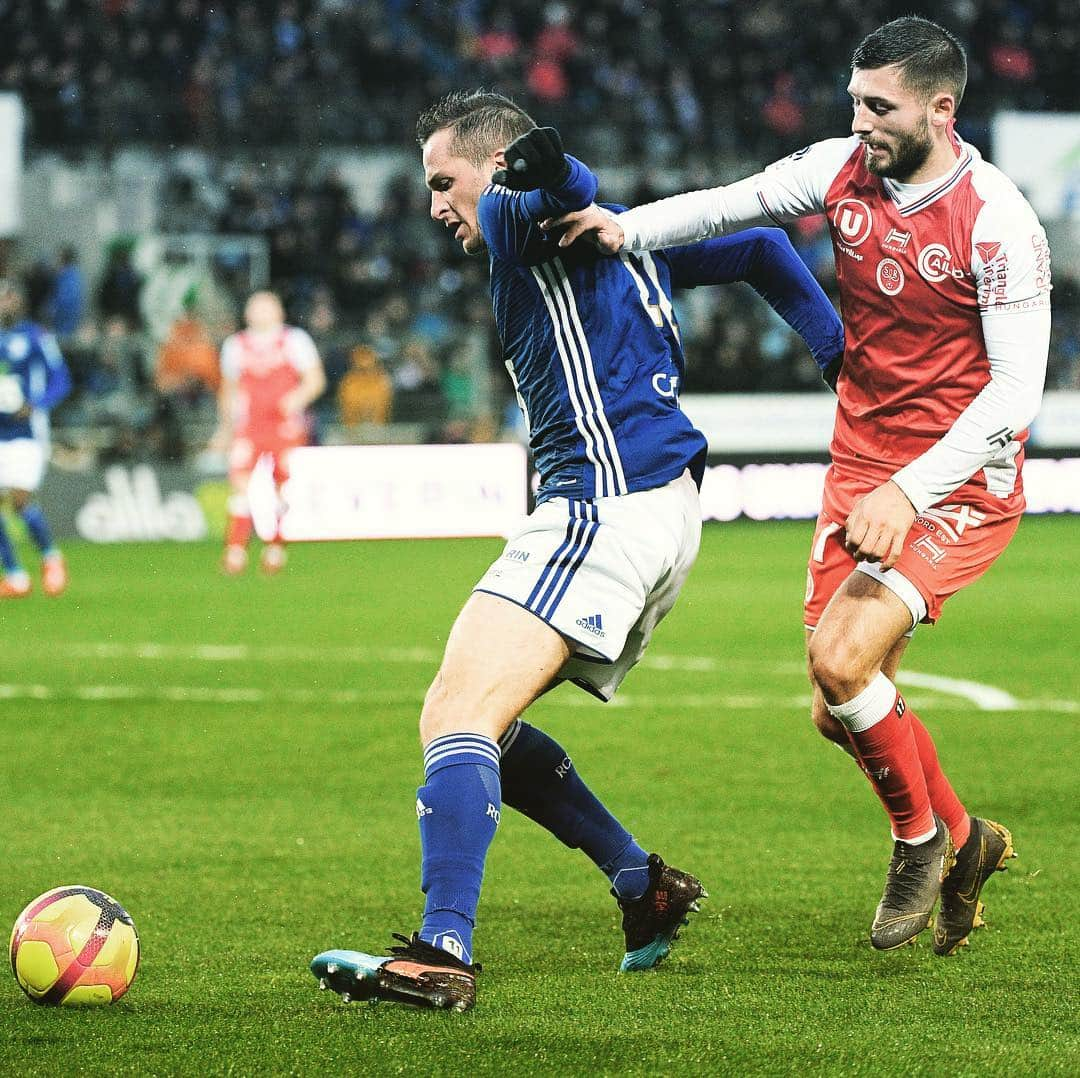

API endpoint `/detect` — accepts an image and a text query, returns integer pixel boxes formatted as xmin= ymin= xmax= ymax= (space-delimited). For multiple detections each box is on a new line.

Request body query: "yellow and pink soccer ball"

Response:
xmin=9 ymin=886 xmax=140 ymax=1005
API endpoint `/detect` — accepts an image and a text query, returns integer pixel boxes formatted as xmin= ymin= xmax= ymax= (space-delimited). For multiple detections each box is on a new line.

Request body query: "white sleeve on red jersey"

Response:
xmin=284 ymin=326 xmax=321 ymax=372
xmin=891 ymin=178 xmax=1052 ymax=513
xmin=219 ymin=334 xmax=242 ymax=381
xmin=620 ymin=137 xmax=858 ymax=252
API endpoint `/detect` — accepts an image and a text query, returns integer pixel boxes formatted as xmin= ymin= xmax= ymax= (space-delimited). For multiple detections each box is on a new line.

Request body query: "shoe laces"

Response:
xmin=882 ymin=838 xmax=937 ymax=908
xmin=388 ymin=933 xmax=480 ymax=973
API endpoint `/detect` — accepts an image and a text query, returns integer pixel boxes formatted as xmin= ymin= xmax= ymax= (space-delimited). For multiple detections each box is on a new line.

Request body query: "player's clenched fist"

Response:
xmin=492 ymin=126 xmax=570 ymax=191
xmin=843 ymin=480 xmax=916 ymax=570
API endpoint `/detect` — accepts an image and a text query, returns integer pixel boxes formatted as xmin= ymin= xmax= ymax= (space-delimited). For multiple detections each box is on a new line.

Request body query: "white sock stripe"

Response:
xmin=423 ymin=738 xmax=500 ymax=763
xmin=498 ymin=720 xmax=522 ymax=755
xmin=894 ymin=822 xmax=940 ymax=845
xmin=424 ymin=733 xmax=499 ymax=753
xmin=825 ymin=672 xmax=897 ymax=733
xmin=423 ymin=738 xmax=500 ymax=761
xmin=423 ymin=739 xmax=501 ymax=769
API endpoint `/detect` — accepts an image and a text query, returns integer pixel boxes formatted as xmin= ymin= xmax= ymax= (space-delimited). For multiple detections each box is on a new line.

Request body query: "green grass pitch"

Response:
xmin=1 ymin=517 xmax=1078 ymax=1076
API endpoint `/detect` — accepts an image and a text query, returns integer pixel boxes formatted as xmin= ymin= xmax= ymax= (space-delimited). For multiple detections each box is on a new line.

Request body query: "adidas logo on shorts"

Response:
xmin=576 ymin=613 xmax=605 ymax=637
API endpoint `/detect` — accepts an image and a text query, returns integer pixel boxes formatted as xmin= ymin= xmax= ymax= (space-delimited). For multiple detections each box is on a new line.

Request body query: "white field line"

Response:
xmin=6 ymin=643 xmax=1074 ymax=714
xmin=0 ymin=682 xmax=803 ymax=710
xmin=0 ymin=682 xmax=1075 ymax=713
xmin=893 ymin=671 xmax=1019 ymax=711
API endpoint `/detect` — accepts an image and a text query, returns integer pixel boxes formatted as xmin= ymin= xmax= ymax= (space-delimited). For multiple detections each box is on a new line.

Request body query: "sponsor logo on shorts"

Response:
xmin=916 ymin=504 xmax=986 ymax=541
xmin=486 ymin=802 xmax=501 ymax=826
xmin=876 ymin=257 xmax=905 ymax=296
xmin=912 ymin=534 xmax=948 ymax=565
xmin=416 ymin=798 xmax=433 ymax=818
xmin=504 ymin=548 xmax=530 ymax=563
xmin=576 ymin=613 xmax=605 ymax=638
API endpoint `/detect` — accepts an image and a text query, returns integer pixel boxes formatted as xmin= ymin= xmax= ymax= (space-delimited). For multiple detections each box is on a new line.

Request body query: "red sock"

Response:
xmin=910 ymin=713 xmax=970 ymax=849
xmin=225 ymin=513 xmax=253 ymax=548
xmin=845 ymin=691 xmax=935 ymax=841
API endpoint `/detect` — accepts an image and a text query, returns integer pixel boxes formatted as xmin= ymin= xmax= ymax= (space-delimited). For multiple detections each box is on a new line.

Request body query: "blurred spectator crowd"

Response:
xmin=2 ymin=1 xmax=1079 ymax=462
xmin=2 ymin=0 xmax=1075 ymax=159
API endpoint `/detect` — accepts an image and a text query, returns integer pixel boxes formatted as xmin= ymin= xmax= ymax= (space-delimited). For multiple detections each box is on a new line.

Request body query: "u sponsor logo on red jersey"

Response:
xmin=832 ymin=199 xmax=873 ymax=247
xmin=917 ymin=243 xmax=965 ymax=283
xmin=876 ymin=257 xmax=905 ymax=296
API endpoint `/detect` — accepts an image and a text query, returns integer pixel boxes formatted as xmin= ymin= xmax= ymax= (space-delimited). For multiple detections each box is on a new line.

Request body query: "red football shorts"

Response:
xmin=804 ymin=500 xmax=1021 ymax=628
xmin=228 ymin=435 xmax=299 ymax=485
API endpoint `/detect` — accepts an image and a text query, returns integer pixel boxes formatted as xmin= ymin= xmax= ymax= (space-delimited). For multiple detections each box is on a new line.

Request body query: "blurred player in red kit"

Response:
xmin=553 ymin=17 xmax=1050 ymax=954
xmin=212 ymin=291 xmax=325 ymax=575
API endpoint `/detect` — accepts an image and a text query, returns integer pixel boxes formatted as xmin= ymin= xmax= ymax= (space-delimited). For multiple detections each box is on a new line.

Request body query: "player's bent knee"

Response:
xmin=418 ymin=670 xmax=511 ymax=745
xmin=807 ymin=631 xmax=871 ymax=702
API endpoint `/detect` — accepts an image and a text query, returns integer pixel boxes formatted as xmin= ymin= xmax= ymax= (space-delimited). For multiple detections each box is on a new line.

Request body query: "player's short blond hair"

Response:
xmin=416 ymin=91 xmax=536 ymax=166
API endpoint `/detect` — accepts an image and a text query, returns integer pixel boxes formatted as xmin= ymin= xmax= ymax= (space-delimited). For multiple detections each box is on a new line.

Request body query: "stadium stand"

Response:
xmin=0 ymin=0 xmax=1077 ymax=459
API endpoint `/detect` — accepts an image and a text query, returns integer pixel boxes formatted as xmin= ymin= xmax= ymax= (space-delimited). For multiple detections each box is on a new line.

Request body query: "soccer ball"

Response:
xmin=9 ymin=886 xmax=140 ymax=1005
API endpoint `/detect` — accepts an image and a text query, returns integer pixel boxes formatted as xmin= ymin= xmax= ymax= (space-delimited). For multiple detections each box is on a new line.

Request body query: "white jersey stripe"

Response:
xmin=546 ymin=260 xmax=628 ymax=494
xmin=540 ymin=260 xmax=622 ymax=495
xmin=532 ymin=262 xmax=618 ymax=495
xmin=638 ymin=252 xmax=681 ymax=344
xmin=502 ymin=357 xmax=531 ymax=438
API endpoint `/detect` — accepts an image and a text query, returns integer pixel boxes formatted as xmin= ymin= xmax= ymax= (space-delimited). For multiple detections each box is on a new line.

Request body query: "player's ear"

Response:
xmin=493 ymin=149 xmax=507 ymax=170
xmin=928 ymin=91 xmax=956 ymax=129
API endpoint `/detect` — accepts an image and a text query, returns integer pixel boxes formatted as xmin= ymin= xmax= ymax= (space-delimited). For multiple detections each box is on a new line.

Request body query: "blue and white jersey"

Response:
xmin=480 ymin=157 xmax=844 ymax=504
xmin=0 ymin=320 xmax=73 ymax=442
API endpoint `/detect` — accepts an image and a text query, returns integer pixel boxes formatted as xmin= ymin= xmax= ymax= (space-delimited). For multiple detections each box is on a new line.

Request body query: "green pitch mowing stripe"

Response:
xmin=0 ymin=518 xmax=1078 ymax=1076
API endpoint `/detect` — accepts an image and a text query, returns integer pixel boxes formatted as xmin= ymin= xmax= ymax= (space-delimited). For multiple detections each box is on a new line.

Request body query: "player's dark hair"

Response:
xmin=416 ymin=91 xmax=536 ymax=165
xmin=851 ymin=16 xmax=967 ymax=107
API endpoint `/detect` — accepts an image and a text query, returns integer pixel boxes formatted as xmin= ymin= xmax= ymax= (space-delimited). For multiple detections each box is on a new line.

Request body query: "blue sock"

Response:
xmin=0 ymin=514 xmax=21 ymax=574
xmin=19 ymin=503 xmax=56 ymax=556
xmin=417 ymin=733 xmax=501 ymax=965
xmin=499 ymin=720 xmax=651 ymax=900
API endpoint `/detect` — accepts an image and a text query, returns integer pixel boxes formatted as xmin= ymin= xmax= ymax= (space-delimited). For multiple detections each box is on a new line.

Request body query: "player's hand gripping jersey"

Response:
xmin=219 ymin=326 xmax=320 ymax=451
xmin=481 ymin=156 xmax=845 ymax=504
xmin=617 ymin=127 xmax=1052 ymax=521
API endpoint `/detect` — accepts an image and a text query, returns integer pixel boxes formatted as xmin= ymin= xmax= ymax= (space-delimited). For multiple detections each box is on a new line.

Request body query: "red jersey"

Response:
xmin=619 ymin=131 xmax=1052 ymax=519
xmin=220 ymin=325 xmax=320 ymax=445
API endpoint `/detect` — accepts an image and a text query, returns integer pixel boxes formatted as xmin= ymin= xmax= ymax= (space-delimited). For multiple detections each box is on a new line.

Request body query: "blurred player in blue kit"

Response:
xmin=311 ymin=91 xmax=845 ymax=1011
xmin=0 ymin=279 xmax=72 ymax=598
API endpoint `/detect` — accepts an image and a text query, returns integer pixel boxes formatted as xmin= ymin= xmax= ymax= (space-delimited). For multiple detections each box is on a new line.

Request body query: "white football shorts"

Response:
xmin=474 ymin=468 xmax=702 ymax=701
xmin=0 ymin=438 xmax=46 ymax=492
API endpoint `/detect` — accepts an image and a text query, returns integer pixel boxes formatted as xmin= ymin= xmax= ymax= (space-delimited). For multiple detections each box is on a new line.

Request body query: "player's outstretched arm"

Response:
xmin=542 ymin=204 xmax=626 ymax=253
xmin=666 ymin=228 xmax=844 ymax=386
xmin=546 ymin=138 xmax=852 ymax=254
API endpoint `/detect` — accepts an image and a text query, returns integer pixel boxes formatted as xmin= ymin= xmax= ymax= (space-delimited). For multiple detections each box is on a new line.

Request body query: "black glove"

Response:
xmin=491 ymin=127 xmax=571 ymax=191
xmin=821 ymin=353 xmax=843 ymax=393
